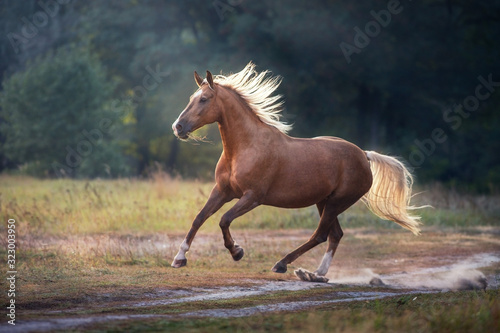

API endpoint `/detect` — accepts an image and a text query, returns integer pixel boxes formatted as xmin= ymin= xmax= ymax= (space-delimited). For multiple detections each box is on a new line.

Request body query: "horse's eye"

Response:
xmin=200 ymin=97 xmax=207 ymax=102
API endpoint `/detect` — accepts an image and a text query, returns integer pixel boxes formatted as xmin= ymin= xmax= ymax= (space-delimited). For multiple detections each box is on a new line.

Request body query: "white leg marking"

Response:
xmin=315 ymin=250 xmax=333 ymax=276
xmin=174 ymin=239 xmax=189 ymax=261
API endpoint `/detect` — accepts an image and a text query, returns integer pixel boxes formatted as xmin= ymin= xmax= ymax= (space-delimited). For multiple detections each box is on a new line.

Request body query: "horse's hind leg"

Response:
xmin=272 ymin=202 xmax=335 ymax=274
xmin=315 ymin=217 xmax=343 ymax=276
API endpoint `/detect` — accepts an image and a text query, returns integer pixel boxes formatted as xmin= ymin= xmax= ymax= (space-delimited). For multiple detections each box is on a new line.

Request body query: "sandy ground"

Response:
xmin=3 ymin=227 xmax=500 ymax=332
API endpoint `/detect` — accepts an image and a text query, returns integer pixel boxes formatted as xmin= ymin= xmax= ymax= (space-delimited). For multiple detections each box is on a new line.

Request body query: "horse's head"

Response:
xmin=172 ymin=71 xmax=219 ymax=140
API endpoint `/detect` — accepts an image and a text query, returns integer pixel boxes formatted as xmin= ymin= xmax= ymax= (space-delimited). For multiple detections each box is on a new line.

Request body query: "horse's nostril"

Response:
xmin=175 ymin=123 xmax=183 ymax=132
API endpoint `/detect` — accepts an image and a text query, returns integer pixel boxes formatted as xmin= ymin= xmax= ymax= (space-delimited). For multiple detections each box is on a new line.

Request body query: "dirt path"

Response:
xmin=4 ymin=257 xmax=498 ymax=333
xmin=4 ymin=289 xmax=425 ymax=333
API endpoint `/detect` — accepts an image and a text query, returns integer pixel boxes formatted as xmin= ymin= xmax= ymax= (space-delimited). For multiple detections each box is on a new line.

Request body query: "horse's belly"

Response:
xmin=262 ymin=173 xmax=334 ymax=208
xmin=263 ymin=194 xmax=329 ymax=209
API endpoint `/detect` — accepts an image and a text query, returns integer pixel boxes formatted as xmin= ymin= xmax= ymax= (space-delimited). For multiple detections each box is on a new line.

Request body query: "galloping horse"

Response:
xmin=171 ymin=62 xmax=422 ymax=280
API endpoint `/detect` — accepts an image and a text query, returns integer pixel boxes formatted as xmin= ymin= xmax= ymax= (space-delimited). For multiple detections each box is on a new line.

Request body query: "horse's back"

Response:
xmin=288 ymin=135 xmax=369 ymax=169
xmin=260 ymin=135 xmax=372 ymax=208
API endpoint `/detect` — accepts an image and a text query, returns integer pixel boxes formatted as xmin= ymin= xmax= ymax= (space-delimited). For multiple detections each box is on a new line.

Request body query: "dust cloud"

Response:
xmin=327 ymin=253 xmax=499 ymax=291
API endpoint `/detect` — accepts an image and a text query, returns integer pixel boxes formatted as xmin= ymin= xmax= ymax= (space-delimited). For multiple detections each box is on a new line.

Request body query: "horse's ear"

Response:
xmin=206 ymin=70 xmax=214 ymax=90
xmin=194 ymin=71 xmax=204 ymax=87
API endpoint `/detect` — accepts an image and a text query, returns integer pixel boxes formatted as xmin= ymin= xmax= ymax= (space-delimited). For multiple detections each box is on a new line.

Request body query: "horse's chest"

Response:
xmin=217 ymin=151 xmax=278 ymax=197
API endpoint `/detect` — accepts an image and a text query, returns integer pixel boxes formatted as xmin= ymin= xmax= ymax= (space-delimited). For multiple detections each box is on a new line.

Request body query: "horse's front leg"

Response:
xmin=171 ymin=186 xmax=231 ymax=268
xmin=219 ymin=191 xmax=260 ymax=261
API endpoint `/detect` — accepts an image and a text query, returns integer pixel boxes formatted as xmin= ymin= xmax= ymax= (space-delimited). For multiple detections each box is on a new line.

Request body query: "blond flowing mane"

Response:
xmin=214 ymin=62 xmax=292 ymax=134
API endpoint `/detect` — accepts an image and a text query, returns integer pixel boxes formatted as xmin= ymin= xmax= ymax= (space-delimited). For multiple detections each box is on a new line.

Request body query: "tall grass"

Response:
xmin=1 ymin=174 xmax=499 ymax=238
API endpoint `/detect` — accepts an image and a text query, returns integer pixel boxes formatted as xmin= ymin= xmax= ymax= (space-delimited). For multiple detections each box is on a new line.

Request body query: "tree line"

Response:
xmin=1 ymin=0 xmax=499 ymax=192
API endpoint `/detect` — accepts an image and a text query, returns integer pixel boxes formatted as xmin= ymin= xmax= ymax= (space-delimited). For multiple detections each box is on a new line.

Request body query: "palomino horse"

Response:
xmin=171 ymin=62 xmax=422 ymax=281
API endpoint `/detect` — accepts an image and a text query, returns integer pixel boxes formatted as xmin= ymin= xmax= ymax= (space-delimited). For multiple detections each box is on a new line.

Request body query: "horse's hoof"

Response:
xmin=232 ymin=246 xmax=244 ymax=261
xmin=272 ymin=261 xmax=287 ymax=273
xmin=171 ymin=259 xmax=187 ymax=268
xmin=295 ymin=268 xmax=329 ymax=283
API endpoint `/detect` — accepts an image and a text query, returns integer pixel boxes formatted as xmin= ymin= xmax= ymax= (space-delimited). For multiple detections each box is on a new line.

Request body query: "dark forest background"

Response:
xmin=1 ymin=0 xmax=499 ymax=192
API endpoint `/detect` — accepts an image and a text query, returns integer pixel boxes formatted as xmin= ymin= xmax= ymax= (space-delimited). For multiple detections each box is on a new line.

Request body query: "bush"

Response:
xmin=0 ymin=45 xmax=131 ymax=178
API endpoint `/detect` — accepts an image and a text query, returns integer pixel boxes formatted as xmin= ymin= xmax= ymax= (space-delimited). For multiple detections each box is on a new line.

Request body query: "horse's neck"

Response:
xmin=217 ymin=88 xmax=275 ymax=159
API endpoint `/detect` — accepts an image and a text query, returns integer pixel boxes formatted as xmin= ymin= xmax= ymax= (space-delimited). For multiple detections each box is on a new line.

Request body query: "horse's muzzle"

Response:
xmin=172 ymin=120 xmax=190 ymax=139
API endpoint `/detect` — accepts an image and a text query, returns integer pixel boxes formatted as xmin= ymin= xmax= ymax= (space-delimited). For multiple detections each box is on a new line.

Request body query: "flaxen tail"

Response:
xmin=363 ymin=151 xmax=424 ymax=235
